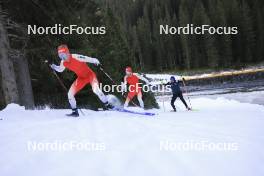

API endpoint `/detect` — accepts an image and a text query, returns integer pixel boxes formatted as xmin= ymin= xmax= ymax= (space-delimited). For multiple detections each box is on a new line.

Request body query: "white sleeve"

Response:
xmin=121 ymin=76 xmax=128 ymax=92
xmin=134 ymin=73 xmax=150 ymax=83
xmin=72 ymin=54 xmax=100 ymax=64
xmin=53 ymin=61 xmax=65 ymax=72
xmin=123 ymin=76 xmax=128 ymax=85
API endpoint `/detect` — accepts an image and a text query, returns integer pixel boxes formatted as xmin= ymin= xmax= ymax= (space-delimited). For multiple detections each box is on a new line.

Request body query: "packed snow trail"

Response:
xmin=0 ymin=98 xmax=264 ymax=176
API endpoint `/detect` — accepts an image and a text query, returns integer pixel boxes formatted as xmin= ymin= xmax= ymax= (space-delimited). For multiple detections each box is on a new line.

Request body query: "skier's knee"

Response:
xmin=67 ymin=91 xmax=77 ymax=109
xmin=68 ymin=91 xmax=74 ymax=100
xmin=92 ymin=85 xmax=107 ymax=103
xmin=92 ymin=85 xmax=101 ymax=95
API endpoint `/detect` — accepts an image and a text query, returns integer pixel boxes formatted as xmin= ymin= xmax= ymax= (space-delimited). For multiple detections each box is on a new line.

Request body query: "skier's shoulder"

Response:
xmin=126 ymin=73 xmax=137 ymax=78
xmin=133 ymin=73 xmax=141 ymax=78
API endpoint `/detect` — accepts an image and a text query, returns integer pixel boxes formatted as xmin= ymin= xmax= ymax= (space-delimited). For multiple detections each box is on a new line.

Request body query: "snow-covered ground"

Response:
xmin=0 ymin=96 xmax=264 ymax=176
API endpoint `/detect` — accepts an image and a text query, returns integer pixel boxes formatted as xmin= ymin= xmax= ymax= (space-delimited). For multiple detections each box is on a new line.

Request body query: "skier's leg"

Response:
xmin=124 ymin=97 xmax=130 ymax=107
xmin=68 ymin=88 xmax=77 ymax=109
xmin=68 ymin=78 xmax=87 ymax=109
xmin=91 ymin=78 xmax=107 ymax=103
xmin=124 ymin=91 xmax=135 ymax=108
xmin=137 ymin=91 xmax=144 ymax=108
xmin=67 ymin=77 xmax=89 ymax=116
xmin=179 ymin=92 xmax=189 ymax=109
xmin=170 ymin=94 xmax=177 ymax=111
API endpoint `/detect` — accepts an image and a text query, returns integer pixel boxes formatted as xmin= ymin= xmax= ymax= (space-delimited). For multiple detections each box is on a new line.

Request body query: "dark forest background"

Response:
xmin=0 ymin=0 xmax=263 ymax=109
xmin=99 ymin=0 xmax=264 ymax=71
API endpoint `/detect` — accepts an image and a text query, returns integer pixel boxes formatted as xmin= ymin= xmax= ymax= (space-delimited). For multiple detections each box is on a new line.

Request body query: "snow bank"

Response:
xmin=2 ymin=103 xmax=25 ymax=111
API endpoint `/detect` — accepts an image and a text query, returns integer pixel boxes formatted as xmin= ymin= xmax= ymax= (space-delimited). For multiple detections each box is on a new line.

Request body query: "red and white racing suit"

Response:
xmin=123 ymin=73 xmax=149 ymax=108
xmin=52 ymin=54 xmax=107 ymax=109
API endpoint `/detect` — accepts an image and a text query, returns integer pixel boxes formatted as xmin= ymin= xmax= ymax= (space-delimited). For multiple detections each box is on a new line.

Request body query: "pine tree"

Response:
xmin=208 ymin=0 xmax=233 ymax=68
xmin=240 ymin=0 xmax=256 ymax=63
xmin=179 ymin=0 xmax=192 ymax=69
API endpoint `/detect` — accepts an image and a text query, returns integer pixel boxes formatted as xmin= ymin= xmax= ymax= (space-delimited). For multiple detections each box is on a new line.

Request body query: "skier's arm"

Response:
xmin=123 ymin=76 xmax=128 ymax=85
xmin=177 ymin=77 xmax=186 ymax=85
xmin=134 ymin=73 xmax=150 ymax=84
xmin=72 ymin=54 xmax=100 ymax=65
xmin=50 ymin=61 xmax=65 ymax=72
xmin=163 ymin=81 xmax=171 ymax=86
xmin=121 ymin=76 xmax=128 ymax=95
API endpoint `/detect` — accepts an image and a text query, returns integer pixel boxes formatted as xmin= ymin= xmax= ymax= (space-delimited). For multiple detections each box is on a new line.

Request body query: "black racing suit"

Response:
xmin=166 ymin=80 xmax=189 ymax=111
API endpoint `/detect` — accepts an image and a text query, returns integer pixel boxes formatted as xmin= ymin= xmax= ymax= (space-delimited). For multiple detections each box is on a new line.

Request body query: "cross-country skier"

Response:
xmin=50 ymin=44 xmax=113 ymax=117
xmin=165 ymin=76 xmax=191 ymax=112
xmin=122 ymin=67 xmax=149 ymax=109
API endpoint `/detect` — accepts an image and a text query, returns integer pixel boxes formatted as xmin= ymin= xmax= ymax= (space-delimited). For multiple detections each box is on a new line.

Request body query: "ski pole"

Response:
xmin=44 ymin=60 xmax=85 ymax=116
xmin=99 ymin=66 xmax=141 ymax=108
xmin=160 ymin=81 xmax=166 ymax=112
xmin=182 ymin=77 xmax=193 ymax=109
xmin=44 ymin=60 xmax=68 ymax=92
xmin=162 ymin=85 xmax=165 ymax=112
xmin=99 ymin=67 xmax=115 ymax=83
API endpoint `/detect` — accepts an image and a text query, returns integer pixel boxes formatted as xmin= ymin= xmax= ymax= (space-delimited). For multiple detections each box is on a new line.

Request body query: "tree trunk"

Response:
xmin=13 ymin=55 xmax=35 ymax=109
xmin=0 ymin=11 xmax=19 ymax=105
xmin=0 ymin=72 xmax=5 ymax=109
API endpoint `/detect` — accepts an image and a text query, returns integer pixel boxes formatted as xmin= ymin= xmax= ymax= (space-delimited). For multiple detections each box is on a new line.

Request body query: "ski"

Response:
xmin=113 ymin=107 xmax=156 ymax=116
xmin=168 ymin=108 xmax=199 ymax=112
xmin=82 ymin=107 xmax=156 ymax=116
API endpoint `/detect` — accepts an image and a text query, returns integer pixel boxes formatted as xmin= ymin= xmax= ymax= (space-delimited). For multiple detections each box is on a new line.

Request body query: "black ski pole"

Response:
xmin=44 ymin=60 xmax=85 ymax=116
xmin=182 ymin=77 xmax=193 ymax=110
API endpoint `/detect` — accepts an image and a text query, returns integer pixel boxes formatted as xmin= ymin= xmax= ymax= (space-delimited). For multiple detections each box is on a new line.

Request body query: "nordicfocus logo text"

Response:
xmin=160 ymin=24 xmax=238 ymax=35
xmin=27 ymin=24 xmax=106 ymax=35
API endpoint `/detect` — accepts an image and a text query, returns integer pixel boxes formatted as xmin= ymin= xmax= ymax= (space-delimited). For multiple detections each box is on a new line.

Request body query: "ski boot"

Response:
xmin=103 ymin=102 xmax=114 ymax=110
xmin=66 ymin=108 xmax=79 ymax=117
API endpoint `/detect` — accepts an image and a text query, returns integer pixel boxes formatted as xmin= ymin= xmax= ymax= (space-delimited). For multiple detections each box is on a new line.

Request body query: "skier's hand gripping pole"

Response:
xmin=45 ymin=60 xmax=68 ymax=92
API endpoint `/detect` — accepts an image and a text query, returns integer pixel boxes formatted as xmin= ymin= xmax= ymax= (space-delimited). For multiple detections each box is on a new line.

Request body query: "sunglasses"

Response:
xmin=58 ymin=53 xmax=69 ymax=60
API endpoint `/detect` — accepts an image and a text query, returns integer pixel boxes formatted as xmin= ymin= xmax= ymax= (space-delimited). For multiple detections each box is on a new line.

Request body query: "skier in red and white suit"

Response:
xmin=51 ymin=45 xmax=112 ymax=117
xmin=122 ymin=67 xmax=150 ymax=109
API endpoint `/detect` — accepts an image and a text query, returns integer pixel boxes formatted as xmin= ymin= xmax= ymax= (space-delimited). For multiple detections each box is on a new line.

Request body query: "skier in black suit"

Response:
xmin=165 ymin=76 xmax=191 ymax=112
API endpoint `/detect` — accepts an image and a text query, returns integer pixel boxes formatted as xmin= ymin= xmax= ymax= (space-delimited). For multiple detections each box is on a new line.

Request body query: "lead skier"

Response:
xmin=50 ymin=44 xmax=113 ymax=117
